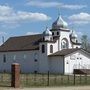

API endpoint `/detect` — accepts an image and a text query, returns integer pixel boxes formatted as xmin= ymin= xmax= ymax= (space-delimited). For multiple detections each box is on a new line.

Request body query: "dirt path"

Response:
xmin=1 ymin=86 xmax=90 ymax=90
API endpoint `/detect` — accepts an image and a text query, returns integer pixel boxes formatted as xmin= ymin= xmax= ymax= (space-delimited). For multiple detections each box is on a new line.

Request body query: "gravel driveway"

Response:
xmin=1 ymin=86 xmax=90 ymax=90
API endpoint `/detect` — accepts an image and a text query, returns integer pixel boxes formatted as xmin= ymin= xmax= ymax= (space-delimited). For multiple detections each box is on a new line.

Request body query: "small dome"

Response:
xmin=52 ymin=15 xmax=68 ymax=29
xmin=70 ymin=31 xmax=78 ymax=38
xmin=43 ymin=27 xmax=52 ymax=36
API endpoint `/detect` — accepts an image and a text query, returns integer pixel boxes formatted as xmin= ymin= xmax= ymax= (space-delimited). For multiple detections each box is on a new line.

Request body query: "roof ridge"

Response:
xmin=10 ymin=34 xmax=42 ymax=38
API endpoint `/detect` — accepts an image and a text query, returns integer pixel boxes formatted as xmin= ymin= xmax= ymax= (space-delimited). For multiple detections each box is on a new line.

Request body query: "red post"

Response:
xmin=11 ymin=63 xmax=20 ymax=88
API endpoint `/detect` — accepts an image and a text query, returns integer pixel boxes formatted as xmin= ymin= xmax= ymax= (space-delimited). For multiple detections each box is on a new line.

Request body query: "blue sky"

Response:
xmin=0 ymin=0 xmax=90 ymax=44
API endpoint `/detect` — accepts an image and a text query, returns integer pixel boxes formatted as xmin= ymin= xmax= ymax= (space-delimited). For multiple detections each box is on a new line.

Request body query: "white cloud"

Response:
xmin=68 ymin=12 xmax=90 ymax=24
xmin=61 ymin=4 xmax=86 ymax=10
xmin=26 ymin=32 xmax=39 ymax=35
xmin=26 ymin=1 xmax=86 ymax=10
xmin=77 ymin=31 xmax=83 ymax=37
xmin=27 ymin=1 xmax=61 ymax=8
xmin=0 ymin=31 xmax=7 ymax=35
xmin=0 ymin=5 xmax=51 ymax=27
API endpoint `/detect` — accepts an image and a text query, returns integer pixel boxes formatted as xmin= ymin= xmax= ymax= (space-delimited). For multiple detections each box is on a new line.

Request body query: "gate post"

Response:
xmin=11 ymin=63 xmax=20 ymax=88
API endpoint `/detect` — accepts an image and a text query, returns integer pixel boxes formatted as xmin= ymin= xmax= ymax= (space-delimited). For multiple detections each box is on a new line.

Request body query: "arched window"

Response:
xmin=57 ymin=32 xmax=59 ymax=35
xmin=50 ymin=45 xmax=53 ymax=53
xmin=3 ymin=54 xmax=6 ymax=63
xmin=52 ymin=32 xmax=54 ymax=35
xmin=61 ymin=38 xmax=68 ymax=49
xmin=42 ymin=45 xmax=45 ymax=53
xmin=34 ymin=53 xmax=38 ymax=62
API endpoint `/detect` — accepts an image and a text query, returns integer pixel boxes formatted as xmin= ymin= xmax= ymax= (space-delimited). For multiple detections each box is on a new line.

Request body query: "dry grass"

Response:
xmin=0 ymin=73 xmax=90 ymax=87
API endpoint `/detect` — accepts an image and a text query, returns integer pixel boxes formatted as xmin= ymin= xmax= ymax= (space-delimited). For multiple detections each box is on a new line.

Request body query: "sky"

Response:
xmin=0 ymin=0 xmax=90 ymax=44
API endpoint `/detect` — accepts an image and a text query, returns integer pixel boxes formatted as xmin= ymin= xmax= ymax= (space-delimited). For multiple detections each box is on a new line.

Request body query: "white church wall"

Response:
xmin=49 ymin=56 xmax=64 ymax=74
xmin=59 ymin=31 xmax=72 ymax=50
xmin=39 ymin=42 xmax=49 ymax=73
xmin=64 ymin=50 xmax=90 ymax=74
xmin=0 ymin=53 xmax=5 ymax=72
xmin=0 ymin=50 xmax=39 ymax=73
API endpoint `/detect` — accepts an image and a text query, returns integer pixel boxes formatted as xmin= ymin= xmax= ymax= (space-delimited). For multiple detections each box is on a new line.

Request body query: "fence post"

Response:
xmin=61 ymin=74 xmax=63 ymax=85
xmin=80 ymin=74 xmax=81 ymax=84
xmin=68 ymin=75 xmax=69 ymax=84
xmin=11 ymin=63 xmax=20 ymax=88
xmin=74 ymin=73 xmax=75 ymax=85
xmin=85 ymin=74 xmax=87 ymax=84
xmin=47 ymin=71 xmax=49 ymax=86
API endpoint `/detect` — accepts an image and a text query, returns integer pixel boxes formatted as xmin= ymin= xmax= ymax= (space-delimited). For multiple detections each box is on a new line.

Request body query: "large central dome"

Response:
xmin=52 ymin=15 xmax=68 ymax=29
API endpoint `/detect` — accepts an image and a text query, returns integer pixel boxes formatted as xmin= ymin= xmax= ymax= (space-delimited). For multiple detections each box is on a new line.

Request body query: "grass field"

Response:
xmin=20 ymin=73 xmax=90 ymax=87
xmin=0 ymin=73 xmax=90 ymax=87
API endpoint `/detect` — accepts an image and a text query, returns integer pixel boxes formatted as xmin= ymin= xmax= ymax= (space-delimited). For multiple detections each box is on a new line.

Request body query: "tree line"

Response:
xmin=81 ymin=35 xmax=90 ymax=52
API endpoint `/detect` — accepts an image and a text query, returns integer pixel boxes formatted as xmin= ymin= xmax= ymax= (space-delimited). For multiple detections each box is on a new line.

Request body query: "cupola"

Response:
xmin=43 ymin=27 xmax=53 ymax=41
xmin=43 ymin=27 xmax=52 ymax=36
xmin=70 ymin=31 xmax=78 ymax=38
xmin=52 ymin=15 xmax=68 ymax=29
xmin=70 ymin=31 xmax=78 ymax=43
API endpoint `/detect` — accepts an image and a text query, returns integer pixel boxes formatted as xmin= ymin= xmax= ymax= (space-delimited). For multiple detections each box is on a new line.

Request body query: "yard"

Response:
xmin=20 ymin=73 xmax=90 ymax=87
xmin=1 ymin=86 xmax=90 ymax=90
xmin=0 ymin=73 xmax=90 ymax=87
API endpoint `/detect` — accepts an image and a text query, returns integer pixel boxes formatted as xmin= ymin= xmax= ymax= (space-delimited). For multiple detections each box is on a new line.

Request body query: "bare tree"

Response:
xmin=81 ymin=35 xmax=90 ymax=51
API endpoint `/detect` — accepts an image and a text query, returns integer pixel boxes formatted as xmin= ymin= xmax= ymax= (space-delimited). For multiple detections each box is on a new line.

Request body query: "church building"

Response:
xmin=0 ymin=15 xmax=90 ymax=74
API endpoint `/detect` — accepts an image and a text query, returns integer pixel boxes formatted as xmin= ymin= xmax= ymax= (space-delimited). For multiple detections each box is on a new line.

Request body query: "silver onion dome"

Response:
xmin=70 ymin=31 xmax=78 ymax=38
xmin=43 ymin=27 xmax=52 ymax=36
xmin=52 ymin=15 xmax=68 ymax=29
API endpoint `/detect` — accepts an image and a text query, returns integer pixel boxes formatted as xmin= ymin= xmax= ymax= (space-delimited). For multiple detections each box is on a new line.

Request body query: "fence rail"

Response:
xmin=0 ymin=73 xmax=11 ymax=87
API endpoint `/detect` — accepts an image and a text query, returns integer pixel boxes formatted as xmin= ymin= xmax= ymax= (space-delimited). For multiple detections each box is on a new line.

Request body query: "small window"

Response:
xmin=52 ymin=32 xmax=54 ymax=35
xmin=13 ymin=55 xmax=16 ymax=60
xmin=4 ymin=70 xmax=6 ymax=73
xmin=34 ymin=59 xmax=38 ymax=62
xmin=34 ymin=71 xmax=37 ymax=74
xmin=57 ymin=32 xmax=59 ymax=35
xmin=24 ymin=54 xmax=27 ymax=59
xmin=43 ymin=37 xmax=44 ymax=41
xmin=50 ymin=45 xmax=53 ymax=53
xmin=76 ymin=40 xmax=78 ymax=43
xmin=67 ymin=61 xmax=69 ymax=64
xmin=50 ymin=37 xmax=53 ymax=41
xmin=61 ymin=38 xmax=68 ymax=49
xmin=42 ymin=45 xmax=45 ymax=53
xmin=3 ymin=54 xmax=6 ymax=63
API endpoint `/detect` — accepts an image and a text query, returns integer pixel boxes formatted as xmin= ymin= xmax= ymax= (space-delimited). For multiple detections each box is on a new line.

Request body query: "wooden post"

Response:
xmin=47 ymin=71 xmax=49 ymax=86
xmin=74 ymin=74 xmax=75 ymax=85
xmin=11 ymin=63 xmax=20 ymax=88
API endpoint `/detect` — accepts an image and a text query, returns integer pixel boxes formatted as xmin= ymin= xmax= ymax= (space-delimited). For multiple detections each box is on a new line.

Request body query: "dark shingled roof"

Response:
xmin=48 ymin=48 xmax=90 ymax=56
xmin=0 ymin=34 xmax=58 ymax=52
xmin=0 ymin=34 xmax=43 ymax=52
